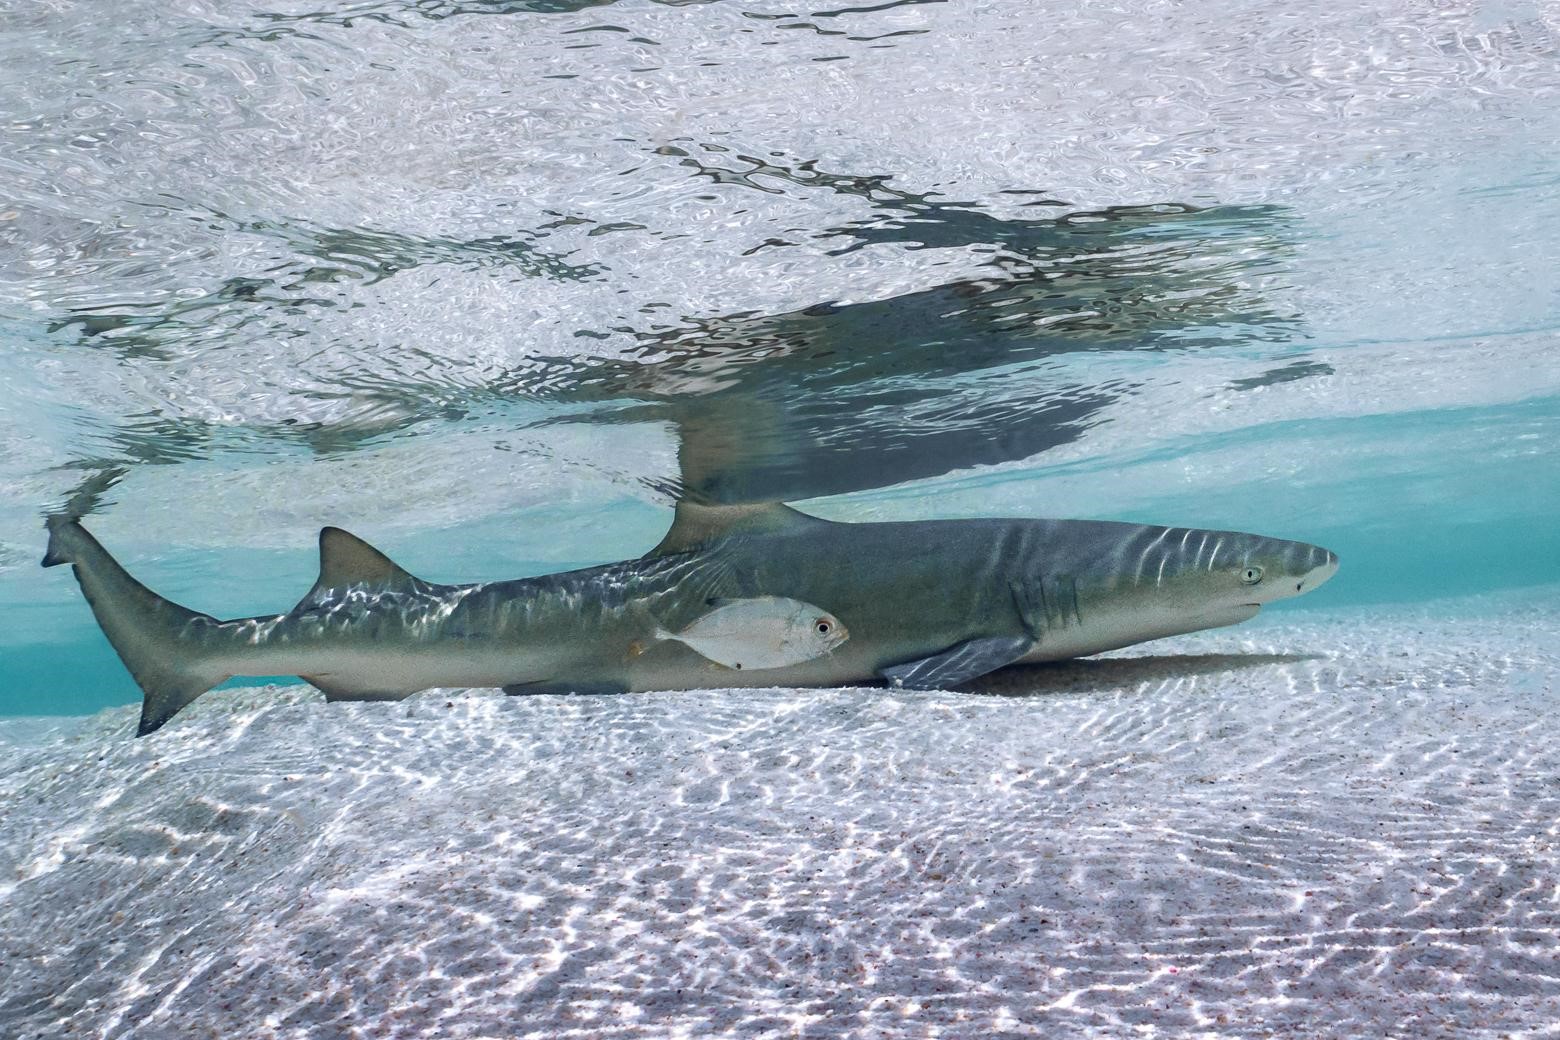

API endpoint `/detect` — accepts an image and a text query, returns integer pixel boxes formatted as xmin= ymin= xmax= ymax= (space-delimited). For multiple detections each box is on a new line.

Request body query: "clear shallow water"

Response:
xmin=3 ymin=0 xmax=1560 ymax=714
xmin=4 ymin=600 xmax=1560 ymax=1036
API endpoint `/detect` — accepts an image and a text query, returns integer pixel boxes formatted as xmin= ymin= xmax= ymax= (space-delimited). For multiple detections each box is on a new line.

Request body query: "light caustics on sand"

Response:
xmin=3 ymin=598 xmax=1559 ymax=1038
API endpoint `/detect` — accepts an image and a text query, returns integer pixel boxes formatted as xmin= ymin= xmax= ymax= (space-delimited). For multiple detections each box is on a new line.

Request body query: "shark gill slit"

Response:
xmin=982 ymin=525 xmax=1022 ymax=605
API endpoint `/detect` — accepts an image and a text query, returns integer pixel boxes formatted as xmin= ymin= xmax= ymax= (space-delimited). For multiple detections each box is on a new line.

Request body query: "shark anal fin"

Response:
xmin=880 ymin=636 xmax=1033 ymax=691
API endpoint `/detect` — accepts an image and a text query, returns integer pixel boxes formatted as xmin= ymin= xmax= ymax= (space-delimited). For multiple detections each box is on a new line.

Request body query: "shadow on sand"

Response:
xmin=965 ymin=652 xmax=1323 ymax=697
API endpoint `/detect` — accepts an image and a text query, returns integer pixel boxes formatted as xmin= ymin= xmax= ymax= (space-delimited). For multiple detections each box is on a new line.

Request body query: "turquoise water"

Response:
xmin=3 ymin=0 xmax=1558 ymax=716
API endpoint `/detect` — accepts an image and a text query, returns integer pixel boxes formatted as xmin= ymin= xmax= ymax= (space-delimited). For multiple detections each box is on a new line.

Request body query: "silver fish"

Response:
xmin=655 ymin=596 xmax=848 ymax=671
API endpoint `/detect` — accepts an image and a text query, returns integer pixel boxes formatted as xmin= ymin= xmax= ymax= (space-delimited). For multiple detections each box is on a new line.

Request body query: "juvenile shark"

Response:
xmin=42 ymin=502 xmax=1338 ymax=736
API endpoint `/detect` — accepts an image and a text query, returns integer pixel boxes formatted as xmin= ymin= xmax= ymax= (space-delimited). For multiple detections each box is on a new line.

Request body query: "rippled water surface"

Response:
xmin=3 ymin=1 xmax=1560 ymax=703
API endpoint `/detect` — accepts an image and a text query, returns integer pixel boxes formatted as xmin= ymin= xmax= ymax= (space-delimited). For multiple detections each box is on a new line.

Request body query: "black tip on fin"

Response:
xmin=137 ymin=706 xmax=171 ymax=737
xmin=41 ymin=514 xmax=77 ymax=568
xmin=134 ymin=668 xmax=229 ymax=736
xmin=40 ymin=466 xmax=127 ymax=567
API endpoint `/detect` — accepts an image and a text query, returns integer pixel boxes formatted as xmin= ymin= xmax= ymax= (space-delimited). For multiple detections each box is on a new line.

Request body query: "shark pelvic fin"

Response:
xmin=297 ymin=527 xmax=422 ymax=609
xmin=301 ymin=676 xmax=411 ymax=702
xmin=645 ymin=501 xmax=826 ymax=557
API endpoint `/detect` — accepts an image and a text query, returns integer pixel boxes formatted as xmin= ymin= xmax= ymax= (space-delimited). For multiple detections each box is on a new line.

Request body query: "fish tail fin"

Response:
xmin=42 ymin=517 xmax=231 ymax=736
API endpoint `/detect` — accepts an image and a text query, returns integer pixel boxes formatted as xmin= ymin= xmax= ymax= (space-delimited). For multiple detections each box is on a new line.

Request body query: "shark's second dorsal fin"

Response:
xmin=296 ymin=527 xmax=422 ymax=610
xmin=645 ymin=501 xmax=825 ymax=557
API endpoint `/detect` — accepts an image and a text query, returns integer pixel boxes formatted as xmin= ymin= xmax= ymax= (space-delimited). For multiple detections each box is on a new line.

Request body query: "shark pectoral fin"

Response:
xmin=294 ymin=528 xmax=424 ymax=611
xmin=879 ymin=636 xmax=1033 ymax=691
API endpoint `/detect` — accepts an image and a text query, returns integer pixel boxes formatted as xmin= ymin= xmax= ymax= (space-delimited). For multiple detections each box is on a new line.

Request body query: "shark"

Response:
xmin=42 ymin=501 xmax=1338 ymax=736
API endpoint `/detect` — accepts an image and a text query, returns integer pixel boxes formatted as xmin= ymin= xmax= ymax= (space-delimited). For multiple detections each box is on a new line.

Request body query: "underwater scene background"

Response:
xmin=8 ymin=5 xmax=1560 ymax=1038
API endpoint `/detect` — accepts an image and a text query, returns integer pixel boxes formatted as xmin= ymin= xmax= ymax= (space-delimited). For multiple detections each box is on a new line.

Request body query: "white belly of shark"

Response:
xmin=1017 ymin=603 xmax=1264 ymax=663
xmin=42 ymin=501 xmax=1338 ymax=736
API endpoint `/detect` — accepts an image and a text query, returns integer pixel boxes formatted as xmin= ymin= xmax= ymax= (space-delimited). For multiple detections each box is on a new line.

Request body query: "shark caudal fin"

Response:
xmin=40 ymin=512 xmax=72 ymax=567
xmin=43 ymin=517 xmax=231 ymax=736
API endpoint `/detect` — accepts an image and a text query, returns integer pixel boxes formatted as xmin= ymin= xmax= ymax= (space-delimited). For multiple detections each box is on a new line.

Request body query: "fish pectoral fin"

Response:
xmin=879 ymin=636 xmax=1033 ymax=691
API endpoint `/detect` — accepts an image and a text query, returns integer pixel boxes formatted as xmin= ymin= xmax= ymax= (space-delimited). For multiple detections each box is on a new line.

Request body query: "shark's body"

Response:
xmin=43 ymin=502 xmax=1338 ymax=735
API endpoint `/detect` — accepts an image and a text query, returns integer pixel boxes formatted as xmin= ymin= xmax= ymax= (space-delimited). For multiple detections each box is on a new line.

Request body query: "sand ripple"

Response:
xmin=3 ymin=594 xmax=1559 ymax=1037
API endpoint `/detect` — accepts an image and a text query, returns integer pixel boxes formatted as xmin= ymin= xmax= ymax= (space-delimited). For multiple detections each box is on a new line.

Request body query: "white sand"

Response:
xmin=3 ymin=591 xmax=1559 ymax=1038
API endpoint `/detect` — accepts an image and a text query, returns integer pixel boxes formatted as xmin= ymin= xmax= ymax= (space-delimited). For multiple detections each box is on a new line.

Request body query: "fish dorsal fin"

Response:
xmin=645 ymin=501 xmax=824 ymax=557
xmin=296 ymin=527 xmax=421 ymax=610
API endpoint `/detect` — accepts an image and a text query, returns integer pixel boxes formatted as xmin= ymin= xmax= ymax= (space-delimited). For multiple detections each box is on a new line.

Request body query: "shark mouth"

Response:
xmin=1196 ymin=603 xmax=1263 ymax=627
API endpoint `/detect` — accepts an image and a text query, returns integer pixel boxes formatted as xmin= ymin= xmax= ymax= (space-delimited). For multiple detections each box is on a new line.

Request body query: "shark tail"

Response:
xmin=44 ymin=516 xmax=232 ymax=736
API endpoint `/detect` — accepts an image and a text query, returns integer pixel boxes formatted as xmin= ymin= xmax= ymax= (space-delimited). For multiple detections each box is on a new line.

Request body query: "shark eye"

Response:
xmin=1241 ymin=567 xmax=1264 ymax=585
xmin=815 ymin=619 xmax=833 ymax=635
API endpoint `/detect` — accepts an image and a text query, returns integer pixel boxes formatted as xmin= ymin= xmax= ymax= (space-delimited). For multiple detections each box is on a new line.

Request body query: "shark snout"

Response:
xmin=1292 ymin=546 xmax=1339 ymax=595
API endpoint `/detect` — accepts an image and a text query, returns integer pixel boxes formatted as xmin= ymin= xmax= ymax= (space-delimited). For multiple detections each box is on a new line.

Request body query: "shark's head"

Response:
xmin=1038 ymin=523 xmax=1341 ymax=657
xmin=1124 ymin=527 xmax=1340 ymax=630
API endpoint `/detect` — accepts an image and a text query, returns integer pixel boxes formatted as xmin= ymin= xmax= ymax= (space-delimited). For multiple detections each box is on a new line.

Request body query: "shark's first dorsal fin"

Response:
xmin=296 ymin=527 xmax=422 ymax=610
xmin=645 ymin=501 xmax=825 ymax=557
xmin=318 ymin=527 xmax=416 ymax=588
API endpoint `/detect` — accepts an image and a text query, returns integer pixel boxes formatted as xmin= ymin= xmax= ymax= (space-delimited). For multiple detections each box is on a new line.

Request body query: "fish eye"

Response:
xmin=1240 ymin=567 xmax=1264 ymax=585
xmin=815 ymin=619 xmax=832 ymax=635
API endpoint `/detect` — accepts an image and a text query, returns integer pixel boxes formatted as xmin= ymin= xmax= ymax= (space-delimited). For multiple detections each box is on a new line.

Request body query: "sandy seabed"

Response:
xmin=3 ymin=591 xmax=1558 ymax=1040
